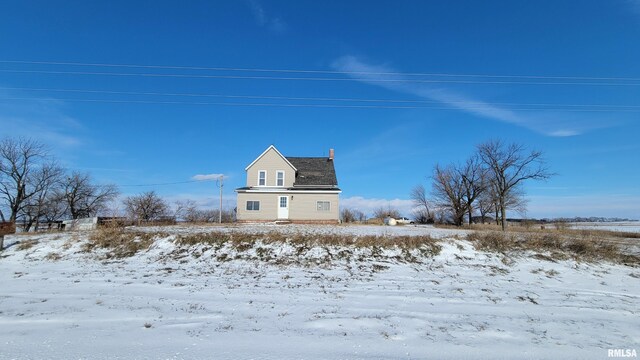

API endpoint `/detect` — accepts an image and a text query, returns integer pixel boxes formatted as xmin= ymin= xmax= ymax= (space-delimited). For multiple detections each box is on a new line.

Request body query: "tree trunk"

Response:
xmin=24 ymin=220 xmax=33 ymax=232
xmin=0 ymin=235 xmax=4 ymax=251
xmin=501 ymin=206 xmax=507 ymax=231
xmin=468 ymin=205 xmax=473 ymax=226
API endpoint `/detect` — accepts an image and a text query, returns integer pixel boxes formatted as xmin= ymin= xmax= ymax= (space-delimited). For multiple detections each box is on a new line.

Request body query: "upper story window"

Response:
xmin=258 ymin=171 xmax=266 ymax=186
xmin=276 ymin=171 xmax=284 ymax=187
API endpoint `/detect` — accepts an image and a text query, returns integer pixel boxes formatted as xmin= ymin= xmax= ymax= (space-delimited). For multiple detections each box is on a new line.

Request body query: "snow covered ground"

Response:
xmin=569 ymin=221 xmax=640 ymax=233
xmin=1 ymin=224 xmax=638 ymax=359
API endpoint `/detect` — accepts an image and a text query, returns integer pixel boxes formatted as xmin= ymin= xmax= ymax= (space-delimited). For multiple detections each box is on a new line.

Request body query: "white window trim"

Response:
xmin=276 ymin=170 xmax=285 ymax=187
xmin=257 ymin=170 xmax=267 ymax=186
xmin=246 ymin=200 xmax=260 ymax=211
xmin=316 ymin=200 xmax=331 ymax=212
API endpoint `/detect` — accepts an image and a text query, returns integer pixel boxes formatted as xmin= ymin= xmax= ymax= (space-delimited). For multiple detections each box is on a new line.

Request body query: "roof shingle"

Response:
xmin=286 ymin=157 xmax=338 ymax=187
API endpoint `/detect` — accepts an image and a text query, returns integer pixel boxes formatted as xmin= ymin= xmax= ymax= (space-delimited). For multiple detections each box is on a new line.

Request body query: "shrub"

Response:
xmin=467 ymin=231 xmax=515 ymax=253
xmin=340 ymin=208 xmax=366 ymax=223
xmin=16 ymin=239 xmax=39 ymax=251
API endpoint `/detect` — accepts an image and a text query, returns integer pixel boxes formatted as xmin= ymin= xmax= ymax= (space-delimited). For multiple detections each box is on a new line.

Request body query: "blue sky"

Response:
xmin=1 ymin=0 xmax=639 ymax=219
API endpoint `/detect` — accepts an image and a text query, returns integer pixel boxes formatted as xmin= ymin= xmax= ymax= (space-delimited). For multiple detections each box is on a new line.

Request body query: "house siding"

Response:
xmin=289 ymin=193 xmax=339 ymax=221
xmin=237 ymin=192 xmax=339 ymax=222
xmin=237 ymin=192 xmax=280 ymax=221
xmin=246 ymin=148 xmax=295 ymax=187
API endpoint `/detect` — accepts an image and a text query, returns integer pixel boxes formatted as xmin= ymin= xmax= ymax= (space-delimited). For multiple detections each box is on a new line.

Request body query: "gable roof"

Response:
xmin=244 ymin=145 xmax=297 ymax=172
xmin=287 ymin=157 xmax=338 ymax=187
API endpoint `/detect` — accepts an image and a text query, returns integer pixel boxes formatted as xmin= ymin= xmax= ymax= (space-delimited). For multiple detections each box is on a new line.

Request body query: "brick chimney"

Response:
xmin=329 ymin=148 xmax=334 ymax=161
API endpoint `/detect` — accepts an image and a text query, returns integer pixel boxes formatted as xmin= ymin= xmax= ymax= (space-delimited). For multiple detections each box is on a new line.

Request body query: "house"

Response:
xmin=235 ymin=145 xmax=341 ymax=223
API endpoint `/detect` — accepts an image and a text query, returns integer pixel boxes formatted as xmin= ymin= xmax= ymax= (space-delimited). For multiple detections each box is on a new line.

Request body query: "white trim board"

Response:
xmin=236 ymin=189 xmax=341 ymax=194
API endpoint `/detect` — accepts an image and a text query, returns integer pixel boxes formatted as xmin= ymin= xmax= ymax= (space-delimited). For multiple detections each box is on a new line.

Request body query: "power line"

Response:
xmin=2 ymin=59 xmax=640 ymax=82
xmin=1 ymin=96 xmax=639 ymax=112
xmin=2 ymin=86 xmax=639 ymax=109
xmin=1 ymin=68 xmax=639 ymax=86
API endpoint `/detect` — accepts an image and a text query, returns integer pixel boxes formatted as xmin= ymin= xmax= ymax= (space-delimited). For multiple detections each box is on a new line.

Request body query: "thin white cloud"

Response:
xmin=331 ymin=55 xmax=604 ymax=137
xmin=0 ymin=88 xmax=84 ymax=147
xmin=192 ymin=173 xmax=227 ymax=181
xmin=247 ymin=0 xmax=287 ymax=33
xmin=0 ymin=116 xmax=82 ymax=147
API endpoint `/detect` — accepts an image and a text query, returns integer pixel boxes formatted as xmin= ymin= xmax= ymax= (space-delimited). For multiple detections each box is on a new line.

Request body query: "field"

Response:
xmin=570 ymin=221 xmax=640 ymax=233
xmin=1 ymin=224 xmax=638 ymax=359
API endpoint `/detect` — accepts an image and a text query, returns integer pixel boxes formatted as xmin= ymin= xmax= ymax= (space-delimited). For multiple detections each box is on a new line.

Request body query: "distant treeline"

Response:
xmin=504 ymin=217 xmax=638 ymax=224
xmin=539 ymin=217 xmax=637 ymax=223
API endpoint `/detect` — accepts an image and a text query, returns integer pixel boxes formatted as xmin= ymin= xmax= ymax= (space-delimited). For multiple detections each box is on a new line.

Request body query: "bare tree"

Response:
xmin=477 ymin=186 xmax=496 ymax=224
xmin=478 ymin=179 xmax=528 ymax=226
xmin=62 ymin=172 xmax=119 ymax=219
xmin=503 ymin=184 xmax=529 ymax=219
xmin=340 ymin=207 xmax=356 ymax=223
xmin=459 ymin=155 xmax=487 ymax=226
xmin=0 ymin=138 xmax=61 ymax=224
xmin=123 ymin=191 xmax=169 ymax=223
xmin=410 ymin=184 xmax=432 ymax=223
xmin=173 ymin=200 xmax=233 ymax=223
xmin=220 ymin=208 xmax=236 ymax=223
xmin=340 ymin=207 xmax=366 ymax=223
xmin=21 ymin=163 xmax=65 ymax=231
xmin=173 ymin=199 xmax=197 ymax=222
xmin=477 ymin=140 xmax=553 ymax=231
xmin=372 ymin=206 xmax=401 ymax=221
xmin=38 ymin=191 xmax=68 ymax=224
xmin=182 ymin=207 xmax=235 ymax=223
xmin=191 ymin=209 xmax=214 ymax=223
xmin=431 ymin=164 xmax=467 ymax=226
xmin=411 ymin=208 xmax=432 ymax=224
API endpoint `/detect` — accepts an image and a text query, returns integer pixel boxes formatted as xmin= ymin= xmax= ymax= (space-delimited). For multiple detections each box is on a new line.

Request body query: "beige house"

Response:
xmin=235 ymin=145 xmax=341 ymax=223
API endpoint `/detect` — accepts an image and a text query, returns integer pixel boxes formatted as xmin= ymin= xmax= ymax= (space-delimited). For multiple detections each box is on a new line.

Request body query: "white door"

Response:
xmin=277 ymin=196 xmax=289 ymax=219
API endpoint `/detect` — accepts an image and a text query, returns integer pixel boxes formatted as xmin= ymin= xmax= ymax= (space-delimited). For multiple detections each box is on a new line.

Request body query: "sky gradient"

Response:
xmin=1 ymin=0 xmax=639 ymax=219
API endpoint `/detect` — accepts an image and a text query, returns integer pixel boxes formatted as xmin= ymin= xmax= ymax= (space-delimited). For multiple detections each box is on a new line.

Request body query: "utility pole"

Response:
xmin=218 ymin=175 xmax=223 ymax=224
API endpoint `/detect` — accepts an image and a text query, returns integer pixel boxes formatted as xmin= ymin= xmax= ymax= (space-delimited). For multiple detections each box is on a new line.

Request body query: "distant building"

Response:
xmin=62 ymin=217 xmax=129 ymax=231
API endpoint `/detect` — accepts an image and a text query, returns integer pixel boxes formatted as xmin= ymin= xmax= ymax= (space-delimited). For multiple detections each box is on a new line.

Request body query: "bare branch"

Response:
xmin=410 ymin=184 xmax=432 ymax=220
xmin=477 ymin=139 xmax=554 ymax=230
xmin=63 ymin=172 xmax=119 ymax=219
xmin=431 ymin=163 xmax=467 ymax=226
xmin=123 ymin=191 xmax=169 ymax=223
xmin=0 ymin=137 xmax=55 ymax=223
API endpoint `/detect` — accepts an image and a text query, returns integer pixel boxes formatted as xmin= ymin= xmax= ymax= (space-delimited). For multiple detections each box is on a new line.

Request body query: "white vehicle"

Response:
xmin=395 ymin=217 xmax=414 ymax=225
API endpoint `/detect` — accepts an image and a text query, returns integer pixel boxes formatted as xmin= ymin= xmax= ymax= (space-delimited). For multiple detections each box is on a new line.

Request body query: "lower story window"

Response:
xmin=246 ymin=201 xmax=260 ymax=211
xmin=317 ymin=201 xmax=331 ymax=211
